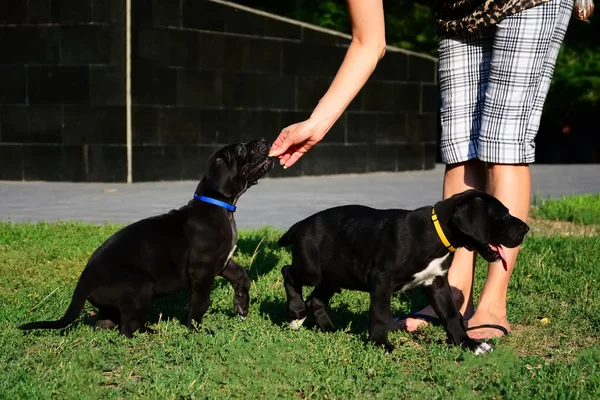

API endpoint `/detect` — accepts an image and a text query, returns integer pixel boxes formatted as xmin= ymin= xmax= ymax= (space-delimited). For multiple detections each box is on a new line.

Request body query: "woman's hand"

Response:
xmin=269 ymin=118 xmax=332 ymax=168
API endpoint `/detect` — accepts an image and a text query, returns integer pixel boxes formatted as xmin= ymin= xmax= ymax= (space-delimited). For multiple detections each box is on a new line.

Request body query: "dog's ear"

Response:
xmin=205 ymin=157 xmax=233 ymax=198
xmin=451 ymin=196 xmax=490 ymax=244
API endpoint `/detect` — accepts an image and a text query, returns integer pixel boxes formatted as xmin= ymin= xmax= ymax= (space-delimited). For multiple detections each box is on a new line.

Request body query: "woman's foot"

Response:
xmin=465 ymin=308 xmax=510 ymax=339
xmin=392 ymin=286 xmax=474 ymax=332
xmin=391 ymin=306 xmax=438 ymax=332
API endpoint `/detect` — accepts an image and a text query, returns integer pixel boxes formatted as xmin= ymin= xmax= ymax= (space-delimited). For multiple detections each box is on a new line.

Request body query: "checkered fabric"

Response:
xmin=438 ymin=0 xmax=573 ymax=165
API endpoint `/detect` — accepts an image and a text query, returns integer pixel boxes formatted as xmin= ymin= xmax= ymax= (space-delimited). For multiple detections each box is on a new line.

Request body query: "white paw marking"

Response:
xmin=400 ymin=254 xmax=450 ymax=292
xmin=473 ymin=342 xmax=493 ymax=355
xmin=289 ymin=317 xmax=306 ymax=330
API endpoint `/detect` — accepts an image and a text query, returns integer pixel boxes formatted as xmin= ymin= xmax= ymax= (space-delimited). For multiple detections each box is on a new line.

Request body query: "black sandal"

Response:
xmin=466 ymin=324 xmax=509 ymax=337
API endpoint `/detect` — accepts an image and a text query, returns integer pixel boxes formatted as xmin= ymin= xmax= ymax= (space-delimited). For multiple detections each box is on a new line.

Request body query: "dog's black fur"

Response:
xmin=277 ymin=189 xmax=529 ymax=354
xmin=19 ymin=139 xmax=274 ymax=337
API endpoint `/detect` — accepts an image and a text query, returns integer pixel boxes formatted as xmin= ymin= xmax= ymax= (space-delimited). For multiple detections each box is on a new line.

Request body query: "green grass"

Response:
xmin=532 ymin=193 xmax=600 ymax=225
xmin=1 ymin=221 xmax=600 ymax=399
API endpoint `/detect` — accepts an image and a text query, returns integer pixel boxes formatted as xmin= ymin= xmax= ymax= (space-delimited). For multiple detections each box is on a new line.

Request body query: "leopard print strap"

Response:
xmin=435 ymin=0 xmax=552 ymax=36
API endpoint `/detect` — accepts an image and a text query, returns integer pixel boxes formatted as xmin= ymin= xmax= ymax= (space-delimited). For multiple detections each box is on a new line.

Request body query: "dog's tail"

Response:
xmin=18 ymin=278 xmax=90 ymax=331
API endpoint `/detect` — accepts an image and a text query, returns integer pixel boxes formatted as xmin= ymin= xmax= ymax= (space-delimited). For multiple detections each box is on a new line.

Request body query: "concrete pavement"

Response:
xmin=1 ymin=164 xmax=599 ymax=230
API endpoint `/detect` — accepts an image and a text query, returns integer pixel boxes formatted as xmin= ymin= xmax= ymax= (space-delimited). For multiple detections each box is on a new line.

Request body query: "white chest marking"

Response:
xmin=224 ymin=244 xmax=237 ymax=267
xmin=400 ymin=253 xmax=450 ymax=292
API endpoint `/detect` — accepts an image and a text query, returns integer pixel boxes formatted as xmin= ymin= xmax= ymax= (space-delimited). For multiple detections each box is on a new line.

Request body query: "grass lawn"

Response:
xmin=1 ymin=200 xmax=600 ymax=399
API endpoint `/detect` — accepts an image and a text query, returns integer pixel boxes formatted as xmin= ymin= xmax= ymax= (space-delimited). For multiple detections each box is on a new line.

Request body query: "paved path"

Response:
xmin=1 ymin=164 xmax=599 ymax=230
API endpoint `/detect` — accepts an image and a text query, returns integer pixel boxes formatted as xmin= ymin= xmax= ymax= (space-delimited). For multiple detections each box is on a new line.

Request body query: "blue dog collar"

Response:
xmin=193 ymin=194 xmax=236 ymax=212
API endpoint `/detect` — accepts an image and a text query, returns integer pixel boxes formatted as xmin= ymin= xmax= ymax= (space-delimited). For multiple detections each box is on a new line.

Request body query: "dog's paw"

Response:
xmin=384 ymin=343 xmax=396 ymax=355
xmin=472 ymin=341 xmax=493 ymax=355
xmin=289 ymin=317 xmax=306 ymax=330
xmin=464 ymin=339 xmax=493 ymax=355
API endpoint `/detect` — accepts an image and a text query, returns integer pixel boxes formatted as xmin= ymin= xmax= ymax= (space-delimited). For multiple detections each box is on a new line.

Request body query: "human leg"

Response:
xmin=468 ymin=0 xmax=573 ymax=339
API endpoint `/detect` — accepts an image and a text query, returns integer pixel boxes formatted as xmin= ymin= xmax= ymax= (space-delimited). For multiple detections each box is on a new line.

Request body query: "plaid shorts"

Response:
xmin=438 ymin=0 xmax=573 ymax=165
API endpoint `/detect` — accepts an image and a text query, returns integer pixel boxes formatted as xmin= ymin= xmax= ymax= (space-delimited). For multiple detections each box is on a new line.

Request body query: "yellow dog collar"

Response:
xmin=431 ymin=208 xmax=456 ymax=253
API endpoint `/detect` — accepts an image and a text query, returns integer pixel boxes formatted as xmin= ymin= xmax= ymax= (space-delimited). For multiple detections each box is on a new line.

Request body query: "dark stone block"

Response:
xmin=259 ymin=74 xmax=295 ymax=109
xmin=28 ymin=0 xmax=53 ymax=24
xmin=376 ymin=113 xmax=407 ymax=143
xmin=422 ymin=143 xmax=437 ymax=170
xmin=90 ymin=65 xmax=125 ymax=106
xmin=0 ymin=26 xmax=60 ymax=65
xmin=264 ymin=17 xmax=302 ymax=40
xmin=0 ymin=105 xmax=62 ymax=143
xmin=135 ymin=27 xmax=171 ymax=66
xmin=62 ymin=105 xmax=126 ymax=145
xmin=28 ymin=66 xmax=90 ymax=105
xmin=60 ymin=25 xmax=120 ymax=65
xmin=28 ymin=105 xmax=63 ymax=143
xmin=223 ymin=35 xmax=282 ymax=74
xmin=91 ymin=0 xmax=123 ymax=23
xmin=398 ymin=144 xmax=426 ymax=171
xmin=131 ymin=0 xmax=152 ymax=25
xmin=0 ymin=66 xmax=26 ymax=104
xmin=0 ymin=105 xmax=27 ymax=143
xmin=361 ymin=81 xmax=420 ymax=113
xmin=0 ymin=144 xmax=23 ymax=180
xmin=182 ymin=0 xmax=224 ymax=31
xmin=347 ymin=113 xmax=377 ymax=143
xmin=198 ymin=32 xmax=225 ymax=70
xmin=296 ymin=76 xmax=331 ymax=110
xmin=22 ymin=145 xmax=85 ymax=181
xmin=366 ymin=144 xmax=398 ymax=172
xmin=199 ymin=109 xmax=242 ymax=144
xmin=170 ymin=29 xmax=202 ymax=68
xmin=132 ymin=64 xmax=176 ymax=105
xmin=0 ymin=0 xmax=27 ymax=24
xmin=301 ymin=28 xmax=338 ymax=45
xmin=87 ymin=144 xmax=127 ymax=182
xmin=361 ymin=81 xmax=394 ymax=112
xmin=372 ymin=51 xmax=408 ymax=81
xmin=180 ymin=145 xmax=222 ymax=180
xmin=302 ymin=144 xmax=367 ymax=176
xmin=408 ymin=55 xmax=436 ymax=83
xmin=132 ymin=106 xmax=159 ymax=144
xmin=405 ymin=112 xmax=437 ymax=143
xmin=153 ymin=0 xmax=181 ymax=27
xmin=396 ymin=83 xmax=422 ymax=112
xmin=50 ymin=0 xmax=91 ymax=23
xmin=157 ymin=107 xmax=202 ymax=145
xmin=421 ymin=83 xmax=439 ymax=113
xmin=132 ymin=145 xmax=182 ymax=181
xmin=240 ymin=110 xmax=279 ymax=143
xmin=221 ymin=73 xmax=259 ymax=108
xmin=223 ymin=5 xmax=265 ymax=36
xmin=177 ymin=69 xmax=222 ymax=108
xmin=282 ymin=42 xmax=346 ymax=77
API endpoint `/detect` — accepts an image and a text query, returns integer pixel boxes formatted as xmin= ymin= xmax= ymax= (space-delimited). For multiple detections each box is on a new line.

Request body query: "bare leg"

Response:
xmin=394 ymin=159 xmax=485 ymax=331
xmin=466 ymin=163 xmax=530 ymax=339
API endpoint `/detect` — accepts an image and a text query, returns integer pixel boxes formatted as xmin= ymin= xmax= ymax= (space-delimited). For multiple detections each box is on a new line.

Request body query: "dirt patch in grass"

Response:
xmin=527 ymin=216 xmax=598 ymax=237
xmin=509 ymin=323 xmax=600 ymax=362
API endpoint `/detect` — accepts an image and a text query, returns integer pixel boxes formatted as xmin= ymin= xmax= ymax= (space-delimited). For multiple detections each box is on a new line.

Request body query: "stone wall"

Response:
xmin=0 ymin=0 xmax=438 ymax=182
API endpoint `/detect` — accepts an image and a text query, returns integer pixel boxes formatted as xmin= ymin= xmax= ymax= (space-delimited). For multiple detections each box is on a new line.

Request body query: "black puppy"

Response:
xmin=19 ymin=139 xmax=274 ymax=337
xmin=278 ymin=189 xmax=529 ymax=354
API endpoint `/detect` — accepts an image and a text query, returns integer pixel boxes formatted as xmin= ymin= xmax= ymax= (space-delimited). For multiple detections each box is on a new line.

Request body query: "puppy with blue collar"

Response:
xmin=19 ymin=139 xmax=274 ymax=337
